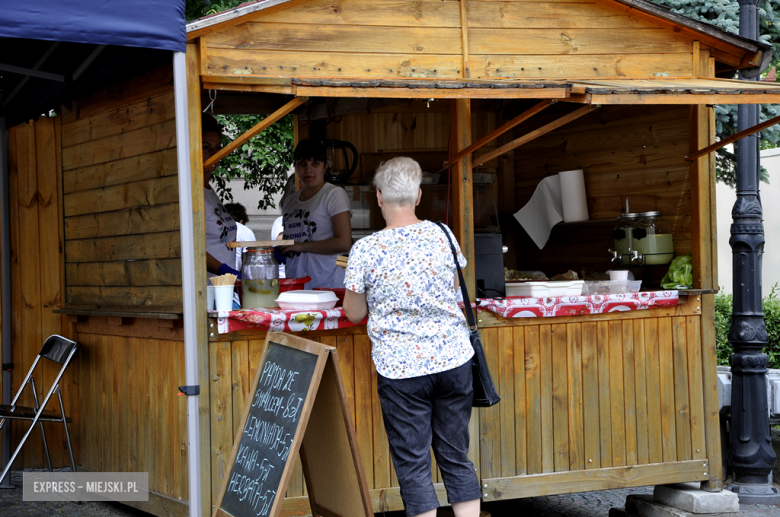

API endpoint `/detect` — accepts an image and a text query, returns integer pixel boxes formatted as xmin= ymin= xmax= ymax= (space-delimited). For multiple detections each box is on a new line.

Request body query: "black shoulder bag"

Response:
xmin=435 ymin=222 xmax=501 ymax=408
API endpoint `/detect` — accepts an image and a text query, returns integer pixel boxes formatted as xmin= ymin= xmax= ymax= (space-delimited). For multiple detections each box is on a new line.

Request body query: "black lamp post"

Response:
xmin=726 ymin=0 xmax=780 ymax=503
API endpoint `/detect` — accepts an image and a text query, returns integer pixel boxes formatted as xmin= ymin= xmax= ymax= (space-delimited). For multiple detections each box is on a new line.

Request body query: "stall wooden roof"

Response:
xmin=187 ymin=0 xmax=776 ymax=102
xmin=185 ymin=0 xmax=779 ymax=103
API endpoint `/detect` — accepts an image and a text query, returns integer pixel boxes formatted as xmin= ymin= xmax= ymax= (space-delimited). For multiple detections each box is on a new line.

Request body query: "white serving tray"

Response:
xmin=505 ymin=280 xmax=585 ymax=298
xmin=275 ymin=290 xmax=338 ymax=310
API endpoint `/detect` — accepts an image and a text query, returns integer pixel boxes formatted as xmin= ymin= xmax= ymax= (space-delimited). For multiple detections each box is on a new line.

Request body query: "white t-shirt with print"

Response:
xmin=204 ymin=187 xmax=237 ymax=273
xmin=282 ymin=183 xmax=351 ymax=289
xmin=344 ymin=221 xmax=473 ymax=379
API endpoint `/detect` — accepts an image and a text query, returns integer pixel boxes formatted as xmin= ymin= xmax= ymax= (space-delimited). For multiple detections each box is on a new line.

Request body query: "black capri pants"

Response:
xmin=376 ymin=360 xmax=482 ymax=516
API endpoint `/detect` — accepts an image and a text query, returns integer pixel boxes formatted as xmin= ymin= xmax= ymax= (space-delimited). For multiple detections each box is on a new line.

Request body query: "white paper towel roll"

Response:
xmin=559 ymin=169 xmax=589 ymax=222
xmin=514 ymin=169 xmax=589 ymax=249
xmin=513 ymin=174 xmax=564 ymax=249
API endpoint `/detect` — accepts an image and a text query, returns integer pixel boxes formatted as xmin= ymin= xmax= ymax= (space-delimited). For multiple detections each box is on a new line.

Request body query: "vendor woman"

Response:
xmin=202 ymin=114 xmax=240 ymax=278
xmin=279 ymin=139 xmax=352 ymax=288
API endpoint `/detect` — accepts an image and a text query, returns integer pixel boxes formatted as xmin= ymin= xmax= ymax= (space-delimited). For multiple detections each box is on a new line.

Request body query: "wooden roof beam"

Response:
xmin=443 ymin=99 xmax=553 ymax=168
xmin=203 ymin=96 xmax=307 ymax=169
xmin=0 ymin=62 xmax=64 ymax=82
xmin=472 ymin=105 xmax=599 ymax=168
xmin=294 ymin=86 xmax=569 ymax=99
xmin=686 ymin=112 xmax=780 ymax=162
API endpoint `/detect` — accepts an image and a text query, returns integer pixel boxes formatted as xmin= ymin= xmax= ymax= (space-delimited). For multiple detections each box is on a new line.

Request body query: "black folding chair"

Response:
xmin=0 ymin=335 xmax=79 ymax=483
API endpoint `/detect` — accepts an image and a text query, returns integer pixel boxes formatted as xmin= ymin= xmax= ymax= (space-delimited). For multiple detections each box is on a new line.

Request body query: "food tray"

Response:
xmin=582 ymin=280 xmax=642 ymax=295
xmin=275 ymin=290 xmax=338 ymax=310
xmin=505 ymin=280 xmax=584 ymax=297
xmin=313 ymin=287 xmax=346 ymax=306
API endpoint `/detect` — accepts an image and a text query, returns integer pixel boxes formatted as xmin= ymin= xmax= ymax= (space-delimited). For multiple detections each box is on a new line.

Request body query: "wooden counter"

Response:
xmin=207 ymin=293 xmax=719 ymax=516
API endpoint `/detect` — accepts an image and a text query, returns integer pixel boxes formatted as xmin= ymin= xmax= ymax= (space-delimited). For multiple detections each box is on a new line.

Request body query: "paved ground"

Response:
xmin=2 ymin=470 xmax=780 ymax=516
xmin=0 ymin=471 xmax=150 ymax=517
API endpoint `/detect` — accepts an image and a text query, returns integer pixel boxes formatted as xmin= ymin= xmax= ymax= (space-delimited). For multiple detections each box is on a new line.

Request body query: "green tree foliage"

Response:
xmin=210 ymin=114 xmax=295 ymax=210
xmin=649 ymin=0 xmax=780 ymax=185
xmin=185 ymin=0 xmax=243 ymax=20
xmin=187 ymin=0 xmax=294 ymax=209
xmin=715 ymin=284 xmax=780 ymax=367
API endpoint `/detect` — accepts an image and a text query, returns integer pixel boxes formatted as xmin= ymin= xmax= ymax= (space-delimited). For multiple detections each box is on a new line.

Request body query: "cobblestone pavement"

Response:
xmin=479 ymin=486 xmax=780 ymax=516
xmin=2 ymin=471 xmax=780 ymax=516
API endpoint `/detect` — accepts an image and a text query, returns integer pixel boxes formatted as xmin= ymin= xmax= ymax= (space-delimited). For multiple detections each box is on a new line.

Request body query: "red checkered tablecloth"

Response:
xmin=210 ymin=307 xmax=362 ymax=334
xmin=210 ymin=292 xmax=678 ymax=334
xmin=477 ymin=291 xmax=678 ymax=318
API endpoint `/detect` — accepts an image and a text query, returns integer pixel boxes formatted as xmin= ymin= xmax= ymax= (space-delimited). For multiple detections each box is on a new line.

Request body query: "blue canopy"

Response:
xmin=0 ymin=0 xmax=186 ymax=52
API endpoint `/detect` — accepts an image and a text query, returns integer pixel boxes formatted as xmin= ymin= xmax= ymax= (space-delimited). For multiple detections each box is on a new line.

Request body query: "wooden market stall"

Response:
xmin=5 ymin=1 xmax=780 ymax=517
xmin=190 ymin=0 xmax=780 ymax=515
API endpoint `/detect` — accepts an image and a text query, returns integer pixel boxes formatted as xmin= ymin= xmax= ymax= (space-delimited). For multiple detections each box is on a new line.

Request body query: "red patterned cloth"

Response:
xmin=210 ymin=293 xmax=678 ymax=334
xmin=477 ymin=291 xmax=678 ymax=318
xmin=211 ymin=307 xmax=363 ymax=334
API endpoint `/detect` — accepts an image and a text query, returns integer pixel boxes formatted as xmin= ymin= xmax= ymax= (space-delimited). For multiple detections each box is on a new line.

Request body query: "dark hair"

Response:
xmin=293 ymin=139 xmax=328 ymax=163
xmin=202 ymin=113 xmax=223 ymax=135
xmin=224 ymin=202 xmax=248 ymax=223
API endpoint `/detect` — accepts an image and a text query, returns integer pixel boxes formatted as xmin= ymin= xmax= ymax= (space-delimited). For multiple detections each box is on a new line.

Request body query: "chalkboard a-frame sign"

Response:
xmin=212 ymin=332 xmax=373 ymax=517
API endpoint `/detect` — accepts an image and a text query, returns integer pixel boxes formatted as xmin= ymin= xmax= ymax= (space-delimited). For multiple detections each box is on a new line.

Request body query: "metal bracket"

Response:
xmin=178 ymin=385 xmax=200 ymax=396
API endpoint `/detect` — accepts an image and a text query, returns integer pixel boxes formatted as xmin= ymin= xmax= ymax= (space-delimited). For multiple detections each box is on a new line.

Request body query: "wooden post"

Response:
xmin=497 ymin=129 xmax=517 ymax=270
xmin=186 ymin=42 xmax=213 ymax=517
xmin=451 ymin=99 xmax=475 ymax=296
xmin=689 ymin=105 xmax=713 ymax=290
xmin=700 ymin=294 xmax=724 ymax=491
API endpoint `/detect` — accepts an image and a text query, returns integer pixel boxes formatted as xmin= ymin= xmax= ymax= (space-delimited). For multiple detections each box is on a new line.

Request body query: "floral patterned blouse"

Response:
xmin=344 ymin=220 xmax=473 ymax=379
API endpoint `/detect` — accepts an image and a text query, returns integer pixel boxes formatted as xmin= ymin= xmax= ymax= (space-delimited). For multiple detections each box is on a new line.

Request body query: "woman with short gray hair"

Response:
xmin=344 ymin=157 xmax=481 ymax=517
xmin=372 ymin=156 xmax=423 ymax=205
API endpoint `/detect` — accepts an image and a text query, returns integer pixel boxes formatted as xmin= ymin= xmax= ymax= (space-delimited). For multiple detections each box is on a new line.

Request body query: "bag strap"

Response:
xmin=435 ymin=222 xmax=477 ymax=331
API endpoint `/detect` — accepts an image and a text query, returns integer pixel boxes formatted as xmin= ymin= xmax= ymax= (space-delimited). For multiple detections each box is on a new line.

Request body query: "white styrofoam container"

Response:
xmin=505 ymin=280 xmax=584 ymax=297
xmin=275 ymin=290 xmax=338 ymax=310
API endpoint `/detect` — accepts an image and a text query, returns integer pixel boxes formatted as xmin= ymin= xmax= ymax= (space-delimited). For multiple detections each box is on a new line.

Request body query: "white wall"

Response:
xmin=717 ymin=147 xmax=780 ymax=297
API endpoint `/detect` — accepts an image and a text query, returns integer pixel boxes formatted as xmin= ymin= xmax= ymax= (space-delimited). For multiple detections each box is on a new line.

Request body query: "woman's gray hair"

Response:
xmin=373 ymin=157 xmax=422 ymax=205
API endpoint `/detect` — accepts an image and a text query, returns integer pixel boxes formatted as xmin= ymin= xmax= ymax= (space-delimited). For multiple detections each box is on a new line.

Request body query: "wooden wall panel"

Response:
xmin=205 ymin=49 xmax=464 ymax=80
xmin=581 ymin=322 xmax=600 ymax=468
xmin=480 ymin=316 xmax=707 ymax=478
xmin=63 ymin=148 xmax=178 ymax=195
xmin=60 ymin=76 xmax=181 ymax=311
xmin=206 ymin=309 xmax=716 ymax=514
xmin=499 ymin=326 xmax=517 ymax=477
xmin=211 ymin=329 xmax=455 ymax=516
xmin=471 ymin=54 xmax=693 ymax=80
xmin=261 ymin=0 xmax=462 ymax=27
xmin=524 ymin=325 xmax=542 ymax=475
xmin=285 ymin=102 xmax=456 ymax=187
xmin=303 ymin=100 xmax=503 ymax=237
xmin=208 ymin=23 xmax=463 ymax=54
xmin=469 ymin=28 xmax=692 ymax=55
xmin=74 ymin=333 xmax=188 ymax=501
xmin=466 ymin=2 xmax=665 ymax=29
xmin=479 ymin=328 xmax=501 ymax=477
xmin=511 ymin=104 xmax=692 ymax=276
xmin=203 ymin=0 xmax=697 ymax=81
xmin=5 ymin=118 xmax=72 ymax=471
xmin=17 ymin=122 xmax=44 ymax=469
xmin=477 ymin=315 xmax=708 ymax=484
